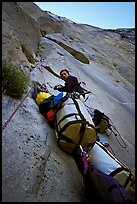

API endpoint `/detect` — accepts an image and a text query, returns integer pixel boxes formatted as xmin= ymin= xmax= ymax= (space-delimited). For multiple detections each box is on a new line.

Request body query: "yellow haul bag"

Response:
xmin=55 ymin=97 xmax=97 ymax=154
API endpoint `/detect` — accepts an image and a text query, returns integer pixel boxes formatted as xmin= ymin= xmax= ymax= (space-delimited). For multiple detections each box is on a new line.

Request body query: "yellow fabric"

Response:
xmin=36 ymin=92 xmax=51 ymax=105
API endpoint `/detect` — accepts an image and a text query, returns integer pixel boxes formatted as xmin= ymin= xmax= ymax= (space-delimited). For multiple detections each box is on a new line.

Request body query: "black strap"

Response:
xmin=57 ymin=113 xmax=80 ymax=127
xmin=68 ymin=98 xmax=87 ymax=149
xmin=124 ymin=172 xmax=133 ymax=188
xmin=66 ymin=97 xmax=87 ymax=154
xmin=109 ymin=166 xmax=133 ymax=189
xmin=72 ymin=122 xmax=86 ymax=155
xmin=71 ymin=97 xmax=86 ymax=121
xmin=59 ymin=120 xmax=87 ymax=134
xmin=109 ymin=167 xmax=125 ymax=177
xmin=57 ymin=133 xmax=75 ymax=144
xmin=56 ymin=97 xmax=95 ymax=154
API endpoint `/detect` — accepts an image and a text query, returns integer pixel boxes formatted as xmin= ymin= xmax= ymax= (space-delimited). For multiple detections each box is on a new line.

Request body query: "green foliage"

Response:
xmin=21 ymin=44 xmax=35 ymax=64
xmin=2 ymin=61 xmax=29 ymax=99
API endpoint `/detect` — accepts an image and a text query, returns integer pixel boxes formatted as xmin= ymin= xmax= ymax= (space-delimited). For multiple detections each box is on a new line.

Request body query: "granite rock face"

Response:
xmin=2 ymin=2 xmax=135 ymax=202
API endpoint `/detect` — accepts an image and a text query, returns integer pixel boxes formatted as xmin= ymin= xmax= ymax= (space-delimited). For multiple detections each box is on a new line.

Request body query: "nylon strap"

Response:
xmin=57 ymin=97 xmax=87 ymax=154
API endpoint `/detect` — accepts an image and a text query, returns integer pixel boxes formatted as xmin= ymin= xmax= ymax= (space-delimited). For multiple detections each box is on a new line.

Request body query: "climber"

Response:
xmin=54 ymin=69 xmax=86 ymax=100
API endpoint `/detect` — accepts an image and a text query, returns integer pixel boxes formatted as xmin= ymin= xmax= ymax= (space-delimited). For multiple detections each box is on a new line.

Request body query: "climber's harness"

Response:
xmin=66 ymin=90 xmax=91 ymax=102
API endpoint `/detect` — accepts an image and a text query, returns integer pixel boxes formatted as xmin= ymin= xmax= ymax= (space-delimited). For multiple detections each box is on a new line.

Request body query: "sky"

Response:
xmin=34 ymin=2 xmax=135 ymax=29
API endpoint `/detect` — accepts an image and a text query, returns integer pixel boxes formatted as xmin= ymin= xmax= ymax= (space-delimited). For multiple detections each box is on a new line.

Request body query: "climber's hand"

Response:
xmin=54 ymin=85 xmax=59 ymax=90
xmin=54 ymin=85 xmax=63 ymax=90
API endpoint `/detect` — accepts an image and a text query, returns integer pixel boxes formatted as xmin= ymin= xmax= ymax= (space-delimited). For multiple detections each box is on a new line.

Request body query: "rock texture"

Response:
xmin=2 ymin=2 xmax=135 ymax=202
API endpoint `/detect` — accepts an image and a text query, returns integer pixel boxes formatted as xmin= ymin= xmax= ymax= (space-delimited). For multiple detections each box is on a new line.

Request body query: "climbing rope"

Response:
xmin=108 ymin=118 xmax=128 ymax=150
xmin=106 ymin=144 xmax=116 ymax=157
xmin=37 ymin=59 xmax=46 ymax=85
xmin=84 ymin=104 xmax=95 ymax=113
xmin=46 ymin=82 xmax=54 ymax=89
xmin=2 ymin=58 xmax=54 ymax=132
xmin=2 ymin=88 xmax=32 ymax=132
xmin=107 ymin=144 xmax=133 ymax=172
xmin=37 ymin=59 xmax=55 ymax=95
xmin=2 ymin=59 xmax=47 ymax=132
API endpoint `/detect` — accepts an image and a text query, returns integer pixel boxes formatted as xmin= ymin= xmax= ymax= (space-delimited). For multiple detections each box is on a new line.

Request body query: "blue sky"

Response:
xmin=34 ymin=2 xmax=135 ymax=29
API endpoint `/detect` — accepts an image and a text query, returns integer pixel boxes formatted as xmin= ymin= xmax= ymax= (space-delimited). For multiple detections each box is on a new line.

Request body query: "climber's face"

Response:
xmin=60 ymin=71 xmax=69 ymax=80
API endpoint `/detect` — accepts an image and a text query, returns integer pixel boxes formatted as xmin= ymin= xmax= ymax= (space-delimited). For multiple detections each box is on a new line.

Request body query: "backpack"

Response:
xmin=39 ymin=93 xmax=63 ymax=121
xmin=39 ymin=95 xmax=56 ymax=115
xmin=83 ymin=164 xmax=133 ymax=202
xmin=93 ymin=109 xmax=110 ymax=133
xmin=46 ymin=109 xmax=57 ymax=121
xmin=55 ymin=97 xmax=97 ymax=155
xmin=35 ymin=92 xmax=51 ymax=105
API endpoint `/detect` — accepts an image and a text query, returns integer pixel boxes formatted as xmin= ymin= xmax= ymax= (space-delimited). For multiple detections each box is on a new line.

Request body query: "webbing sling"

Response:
xmin=72 ymin=97 xmax=86 ymax=121
xmin=57 ymin=113 xmax=80 ymax=129
xmin=71 ymin=97 xmax=87 ymax=154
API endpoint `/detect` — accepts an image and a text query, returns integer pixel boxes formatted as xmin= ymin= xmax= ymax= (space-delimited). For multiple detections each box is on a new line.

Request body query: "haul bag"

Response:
xmin=89 ymin=141 xmax=135 ymax=201
xmin=84 ymin=164 xmax=133 ymax=202
xmin=55 ymin=97 xmax=97 ymax=154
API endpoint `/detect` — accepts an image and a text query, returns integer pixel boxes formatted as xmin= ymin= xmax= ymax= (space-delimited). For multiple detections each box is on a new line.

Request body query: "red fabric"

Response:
xmin=46 ymin=109 xmax=57 ymax=121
